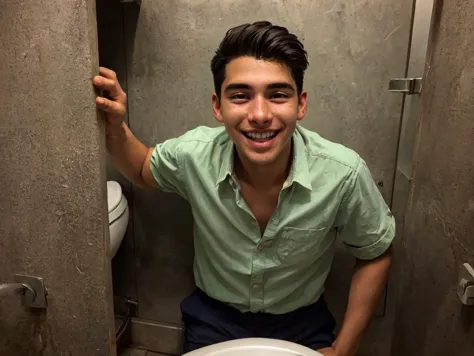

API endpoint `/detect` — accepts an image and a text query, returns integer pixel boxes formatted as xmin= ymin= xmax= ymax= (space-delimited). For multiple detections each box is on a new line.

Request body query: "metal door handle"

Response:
xmin=0 ymin=275 xmax=47 ymax=308
xmin=0 ymin=283 xmax=29 ymax=296
xmin=0 ymin=283 xmax=37 ymax=304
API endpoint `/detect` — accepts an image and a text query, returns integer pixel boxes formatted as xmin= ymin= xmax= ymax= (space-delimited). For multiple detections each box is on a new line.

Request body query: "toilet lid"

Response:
xmin=107 ymin=181 xmax=123 ymax=213
xmin=182 ymin=338 xmax=323 ymax=356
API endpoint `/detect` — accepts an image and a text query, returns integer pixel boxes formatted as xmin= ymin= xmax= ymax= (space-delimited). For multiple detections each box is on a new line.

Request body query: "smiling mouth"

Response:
xmin=242 ymin=131 xmax=280 ymax=141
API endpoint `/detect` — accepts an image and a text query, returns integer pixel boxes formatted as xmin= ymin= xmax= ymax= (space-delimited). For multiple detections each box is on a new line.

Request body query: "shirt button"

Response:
xmin=252 ymin=283 xmax=259 ymax=289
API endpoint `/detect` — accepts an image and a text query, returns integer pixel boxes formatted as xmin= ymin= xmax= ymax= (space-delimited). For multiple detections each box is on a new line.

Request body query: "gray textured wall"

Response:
xmin=0 ymin=0 xmax=115 ymax=355
xmin=390 ymin=0 xmax=474 ymax=354
xmin=100 ymin=0 xmax=418 ymax=355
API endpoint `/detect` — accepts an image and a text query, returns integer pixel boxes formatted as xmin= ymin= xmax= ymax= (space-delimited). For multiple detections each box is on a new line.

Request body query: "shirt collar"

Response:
xmin=215 ymin=125 xmax=312 ymax=191
xmin=215 ymin=138 xmax=235 ymax=186
xmin=283 ymin=126 xmax=312 ymax=191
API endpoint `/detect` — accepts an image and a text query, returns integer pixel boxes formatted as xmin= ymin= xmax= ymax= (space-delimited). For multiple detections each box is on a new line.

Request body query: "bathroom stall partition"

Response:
xmin=390 ymin=0 xmax=474 ymax=353
xmin=0 ymin=1 xmax=116 ymax=356
xmin=98 ymin=0 xmax=433 ymax=355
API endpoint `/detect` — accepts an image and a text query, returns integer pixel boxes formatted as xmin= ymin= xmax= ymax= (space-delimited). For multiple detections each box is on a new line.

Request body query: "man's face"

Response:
xmin=213 ymin=56 xmax=307 ymax=166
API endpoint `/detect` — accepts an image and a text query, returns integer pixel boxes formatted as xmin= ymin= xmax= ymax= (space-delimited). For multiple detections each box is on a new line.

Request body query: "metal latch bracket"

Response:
xmin=388 ymin=78 xmax=422 ymax=94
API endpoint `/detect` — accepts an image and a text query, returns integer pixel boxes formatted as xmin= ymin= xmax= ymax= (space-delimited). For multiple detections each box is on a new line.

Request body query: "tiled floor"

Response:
xmin=119 ymin=348 xmax=169 ymax=356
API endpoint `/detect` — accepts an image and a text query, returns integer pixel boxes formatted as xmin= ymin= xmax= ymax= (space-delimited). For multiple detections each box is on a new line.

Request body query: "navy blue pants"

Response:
xmin=180 ymin=289 xmax=336 ymax=352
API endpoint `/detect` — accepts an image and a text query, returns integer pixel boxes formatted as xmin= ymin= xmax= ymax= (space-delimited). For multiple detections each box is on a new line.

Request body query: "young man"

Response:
xmin=93 ymin=21 xmax=395 ymax=356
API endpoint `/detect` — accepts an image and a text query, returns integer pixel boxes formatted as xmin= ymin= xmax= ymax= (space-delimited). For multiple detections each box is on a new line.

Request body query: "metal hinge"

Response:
xmin=388 ymin=78 xmax=422 ymax=94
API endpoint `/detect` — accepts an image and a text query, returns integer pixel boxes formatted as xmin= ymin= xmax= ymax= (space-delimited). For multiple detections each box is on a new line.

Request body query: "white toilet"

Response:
xmin=107 ymin=180 xmax=129 ymax=259
xmin=182 ymin=338 xmax=323 ymax=356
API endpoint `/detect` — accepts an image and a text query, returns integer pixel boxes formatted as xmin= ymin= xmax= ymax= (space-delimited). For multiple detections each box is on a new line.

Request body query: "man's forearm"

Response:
xmin=106 ymin=121 xmax=151 ymax=188
xmin=333 ymin=246 xmax=393 ymax=356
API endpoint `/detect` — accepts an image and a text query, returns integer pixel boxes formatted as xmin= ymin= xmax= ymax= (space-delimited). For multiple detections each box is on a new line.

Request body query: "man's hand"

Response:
xmin=317 ymin=347 xmax=338 ymax=356
xmin=93 ymin=67 xmax=127 ymax=128
xmin=92 ymin=66 xmax=158 ymax=189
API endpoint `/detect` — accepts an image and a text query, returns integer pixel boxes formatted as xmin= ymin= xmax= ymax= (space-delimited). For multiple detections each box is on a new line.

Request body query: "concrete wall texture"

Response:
xmin=0 ymin=1 xmax=115 ymax=355
xmin=390 ymin=0 xmax=474 ymax=354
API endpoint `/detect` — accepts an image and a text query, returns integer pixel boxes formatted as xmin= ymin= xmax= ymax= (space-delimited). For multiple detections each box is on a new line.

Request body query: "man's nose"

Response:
xmin=248 ymin=96 xmax=272 ymax=124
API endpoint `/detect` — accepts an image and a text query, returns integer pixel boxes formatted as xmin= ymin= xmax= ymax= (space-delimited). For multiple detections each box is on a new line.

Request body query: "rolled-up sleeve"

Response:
xmin=150 ymin=138 xmax=188 ymax=199
xmin=336 ymin=158 xmax=396 ymax=260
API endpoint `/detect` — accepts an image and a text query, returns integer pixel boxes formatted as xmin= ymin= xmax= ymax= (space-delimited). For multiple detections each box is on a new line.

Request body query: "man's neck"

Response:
xmin=234 ymin=142 xmax=293 ymax=190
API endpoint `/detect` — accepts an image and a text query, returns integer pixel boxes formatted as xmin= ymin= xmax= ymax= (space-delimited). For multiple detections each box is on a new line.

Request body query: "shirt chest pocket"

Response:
xmin=276 ymin=226 xmax=328 ymax=263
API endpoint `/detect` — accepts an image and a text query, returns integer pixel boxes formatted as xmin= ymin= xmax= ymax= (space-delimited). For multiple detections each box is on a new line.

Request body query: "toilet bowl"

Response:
xmin=107 ymin=181 xmax=129 ymax=259
xmin=182 ymin=338 xmax=323 ymax=356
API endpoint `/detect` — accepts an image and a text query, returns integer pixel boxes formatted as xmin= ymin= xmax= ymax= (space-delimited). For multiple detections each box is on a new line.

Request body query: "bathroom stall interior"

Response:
xmin=1 ymin=0 xmax=473 ymax=355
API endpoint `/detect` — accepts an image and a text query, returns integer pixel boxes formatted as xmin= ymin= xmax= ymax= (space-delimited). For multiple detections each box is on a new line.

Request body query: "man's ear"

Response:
xmin=212 ymin=93 xmax=224 ymax=122
xmin=297 ymin=90 xmax=308 ymax=121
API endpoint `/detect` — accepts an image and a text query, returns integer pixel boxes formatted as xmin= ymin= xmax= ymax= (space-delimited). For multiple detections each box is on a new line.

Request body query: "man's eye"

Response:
xmin=271 ymin=92 xmax=289 ymax=99
xmin=231 ymin=93 xmax=248 ymax=100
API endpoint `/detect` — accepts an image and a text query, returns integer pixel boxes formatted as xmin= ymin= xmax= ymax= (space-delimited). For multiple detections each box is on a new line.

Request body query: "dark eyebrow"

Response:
xmin=224 ymin=83 xmax=251 ymax=92
xmin=224 ymin=82 xmax=296 ymax=93
xmin=267 ymin=82 xmax=296 ymax=92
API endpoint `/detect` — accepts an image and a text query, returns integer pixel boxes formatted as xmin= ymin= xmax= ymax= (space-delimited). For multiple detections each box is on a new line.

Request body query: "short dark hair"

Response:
xmin=211 ymin=21 xmax=309 ymax=99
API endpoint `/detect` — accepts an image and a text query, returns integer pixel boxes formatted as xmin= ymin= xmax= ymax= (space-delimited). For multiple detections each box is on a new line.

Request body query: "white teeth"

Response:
xmin=245 ymin=131 xmax=277 ymax=139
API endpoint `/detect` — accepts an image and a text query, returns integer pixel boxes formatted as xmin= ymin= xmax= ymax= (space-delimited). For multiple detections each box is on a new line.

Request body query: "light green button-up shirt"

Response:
xmin=150 ymin=124 xmax=395 ymax=314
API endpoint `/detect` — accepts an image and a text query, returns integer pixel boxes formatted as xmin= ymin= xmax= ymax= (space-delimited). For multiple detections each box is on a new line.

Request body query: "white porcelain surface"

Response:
xmin=182 ymin=338 xmax=323 ymax=356
xmin=107 ymin=180 xmax=122 ymax=213
xmin=107 ymin=181 xmax=129 ymax=259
